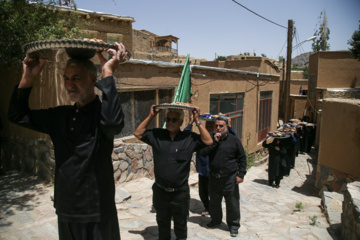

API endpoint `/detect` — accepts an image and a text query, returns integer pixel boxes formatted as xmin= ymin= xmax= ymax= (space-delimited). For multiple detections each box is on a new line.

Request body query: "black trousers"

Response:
xmin=198 ymin=174 xmax=210 ymax=211
xmin=269 ymin=176 xmax=282 ymax=186
xmin=58 ymin=214 xmax=120 ymax=240
xmin=209 ymin=174 xmax=240 ymax=231
xmin=152 ymin=183 xmax=190 ymax=240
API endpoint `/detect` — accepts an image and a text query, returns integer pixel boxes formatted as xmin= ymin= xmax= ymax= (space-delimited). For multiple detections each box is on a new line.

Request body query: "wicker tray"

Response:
xmin=23 ymin=39 xmax=132 ymax=60
xmin=154 ymin=103 xmax=196 ymax=111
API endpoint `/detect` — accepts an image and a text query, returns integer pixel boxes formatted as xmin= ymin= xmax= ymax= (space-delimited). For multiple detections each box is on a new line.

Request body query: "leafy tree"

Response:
xmin=215 ymin=56 xmax=226 ymax=61
xmin=348 ymin=23 xmax=360 ymax=61
xmin=312 ymin=10 xmax=330 ymax=52
xmin=0 ymin=0 xmax=83 ymax=67
xmin=278 ymin=56 xmax=285 ymax=62
xmin=261 ymin=53 xmax=267 ymax=57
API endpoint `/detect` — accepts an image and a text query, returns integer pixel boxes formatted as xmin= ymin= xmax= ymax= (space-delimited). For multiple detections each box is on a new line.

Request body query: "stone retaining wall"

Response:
xmin=316 ymin=164 xmax=358 ymax=194
xmin=1 ymin=137 xmax=55 ymax=182
xmin=1 ymin=137 xmax=197 ymax=183
xmin=2 ymin=136 xmax=261 ymax=184
xmin=341 ymin=181 xmax=360 ymax=240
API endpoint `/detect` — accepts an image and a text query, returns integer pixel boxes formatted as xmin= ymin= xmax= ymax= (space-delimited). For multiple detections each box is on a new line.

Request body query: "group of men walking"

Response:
xmin=262 ymin=120 xmax=316 ymax=189
xmin=134 ymin=108 xmax=247 ymax=239
xmin=9 ymin=43 xmax=247 ymax=240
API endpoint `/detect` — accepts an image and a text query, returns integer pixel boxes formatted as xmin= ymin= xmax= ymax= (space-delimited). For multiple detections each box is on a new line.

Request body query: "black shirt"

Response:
xmin=8 ymin=76 xmax=124 ymax=222
xmin=140 ymin=128 xmax=204 ymax=188
xmin=200 ymin=133 xmax=247 ymax=178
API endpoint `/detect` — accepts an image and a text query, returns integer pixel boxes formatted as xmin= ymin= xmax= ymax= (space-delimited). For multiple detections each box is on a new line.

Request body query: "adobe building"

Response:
xmin=307 ymin=51 xmax=360 ymax=121
xmin=199 ymin=55 xmax=309 ymax=121
xmin=0 ymin=5 xmax=281 ymax=182
xmin=200 ymin=55 xmax=281 ymax=75
xmin=307 ymin=51 xmax=360 ymax=194
xmin=307 ymin=51 xmax=360 ymax=149
xmin=280 ymin=70 xmax=309 ymax=120
xmin=315 ymin=98 xmax=360 ymax=194
xmin=1 ymin=55 xmax=280 ymax=182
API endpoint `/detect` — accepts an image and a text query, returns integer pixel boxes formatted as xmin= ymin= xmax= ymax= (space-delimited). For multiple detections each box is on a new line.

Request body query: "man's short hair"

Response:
xmin=66 ymin=58 xmax=97 ymax=78
xmin=166 ymin=109 xmax=184 ymax=121
xmin=216 ymin=116 xmax=228 ymax=125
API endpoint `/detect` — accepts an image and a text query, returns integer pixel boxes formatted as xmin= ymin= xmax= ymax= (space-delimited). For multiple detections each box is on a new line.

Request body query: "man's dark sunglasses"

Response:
xmin=166 ymin=117 xmax=179 ymax=123
xmin=215 ymin=124 xmax=225 ymax=128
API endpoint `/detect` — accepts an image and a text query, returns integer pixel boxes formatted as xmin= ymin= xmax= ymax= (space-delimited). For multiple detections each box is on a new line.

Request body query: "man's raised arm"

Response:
xmin=193 ymin=107 xmax=213 ymax=145
xmin=134 ymin=105 xmax=160 ymax=139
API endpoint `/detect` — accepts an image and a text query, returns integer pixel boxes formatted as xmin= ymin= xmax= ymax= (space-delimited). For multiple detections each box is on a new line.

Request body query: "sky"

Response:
xmin=72 ymin=0 xmax=360 ymax=61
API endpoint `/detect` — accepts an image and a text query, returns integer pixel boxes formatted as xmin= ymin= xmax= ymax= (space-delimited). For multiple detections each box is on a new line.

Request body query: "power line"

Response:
xmin=231 ymin=0 xmax=287 ymax=29
xmin=275 ymin=40 xmax=287 ymax=61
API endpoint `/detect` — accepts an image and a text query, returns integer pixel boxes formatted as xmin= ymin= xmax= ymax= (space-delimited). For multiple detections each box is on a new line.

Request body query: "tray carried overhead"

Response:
xmin=154 ymin=103 xmax=196 ymax=111
xmin=199 ymin=114 xmax=218 ymax=121
xmin=268 ymin=132 xmax=291 ymax=139
xmin=23 ymin=39 xmax=132 ymax=60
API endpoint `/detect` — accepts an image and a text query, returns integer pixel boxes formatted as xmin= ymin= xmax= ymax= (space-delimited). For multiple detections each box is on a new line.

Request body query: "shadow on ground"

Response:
xmin=291 ymin=151 xmax=318 ymax=197
xmin=252 ymin=179 xmax=270 ymax=186
xmin=189 ymin=198 xmax=203 ymax=214
xmin=0 ymin=170 xmax=50 ymax=227
xmin=128 ymin=225 xmax=159 ymax=240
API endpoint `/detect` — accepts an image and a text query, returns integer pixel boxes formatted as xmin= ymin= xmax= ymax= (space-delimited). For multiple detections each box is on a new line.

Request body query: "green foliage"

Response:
xmin=348 ymin=24 xmax=360 ymax=61
xmin=309 ymin=215 xmax=318 ymax=226
xmin=0 ymin=0 xmax=83 ymax=67
xmin=261 ymin=53 xmax=267 ymax=57
xmin=244 ymin=146 xmax=256 ymax=170
xmin=302 ymin=66 xmax=309 ymax=79
xmin=215 ymin=56 xmax=226 ymax=61
xmin=295 ymin=202 xmax=303 ymax=211
xmin=278 ymin=56 xmax=285 ymax=62
xmin=312 ymin=10 xmax=330 ymax=52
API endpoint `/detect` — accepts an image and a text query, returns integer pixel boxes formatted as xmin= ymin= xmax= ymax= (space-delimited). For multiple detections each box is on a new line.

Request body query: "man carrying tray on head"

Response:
xmin=8 ymin=42 xmax=127 ymax=240
xmin=134 ymin=105 xmax=213 ymax=240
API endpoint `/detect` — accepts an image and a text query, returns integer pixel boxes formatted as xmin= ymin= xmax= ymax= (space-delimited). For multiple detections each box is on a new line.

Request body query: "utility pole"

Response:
xmin=281 ymin=58 xmax=285 ymax=118
xmin=284 ymin=19 xmax=293 ymax=123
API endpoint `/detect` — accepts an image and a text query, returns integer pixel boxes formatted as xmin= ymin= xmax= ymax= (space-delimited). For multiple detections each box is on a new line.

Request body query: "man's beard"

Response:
xmin=218 ymin=128 xmax=228 ymax=136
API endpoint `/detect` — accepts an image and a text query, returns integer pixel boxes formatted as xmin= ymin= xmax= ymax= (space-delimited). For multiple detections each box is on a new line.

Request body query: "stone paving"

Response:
xmin=0 ymin=151 xmax=340 ymax=240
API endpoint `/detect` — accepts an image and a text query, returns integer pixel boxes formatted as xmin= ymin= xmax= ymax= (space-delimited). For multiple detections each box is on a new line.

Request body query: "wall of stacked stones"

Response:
xmin=1 ymin=137 xmax=196 ymax=183
xmin=315 ymin=164 xmax=358 ymax=193
xmin=341 ymin=181 xmax=360 ymax=240
xmin=1 ymin=137 xmax=55 ymax=182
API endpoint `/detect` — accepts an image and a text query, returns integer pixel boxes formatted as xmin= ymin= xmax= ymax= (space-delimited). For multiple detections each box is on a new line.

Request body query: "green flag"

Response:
xmin=163 ymin=54 xmax=192 ymax=128
xmin=173 ymin=54 xmax=192 ymax=103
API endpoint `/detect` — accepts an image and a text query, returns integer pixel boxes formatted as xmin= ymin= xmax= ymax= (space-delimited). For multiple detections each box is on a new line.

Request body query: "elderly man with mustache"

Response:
xmin=8 ymin=42 xmax=127 ymax=240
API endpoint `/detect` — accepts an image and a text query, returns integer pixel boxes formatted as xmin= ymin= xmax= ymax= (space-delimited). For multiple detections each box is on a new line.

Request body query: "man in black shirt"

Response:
xmin=200 ymin=116 xmax=247 ymax=237
xmin=134 ymin=106 xmax=212 ymax=240
xmin=8 ymin=42 xmax=127 ymax=240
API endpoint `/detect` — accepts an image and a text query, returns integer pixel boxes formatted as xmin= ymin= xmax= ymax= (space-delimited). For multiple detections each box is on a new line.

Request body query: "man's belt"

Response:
xmin=211 ymin=172 xmax=235 ymax=178
xmin=156 ymin=183 xmax=188 ymax=192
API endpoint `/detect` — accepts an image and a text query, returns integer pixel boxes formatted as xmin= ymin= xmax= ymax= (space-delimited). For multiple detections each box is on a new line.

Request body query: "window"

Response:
xmin=115 ymin=89 xmax=173 ymax=138
xmin=79 ymin=30 xmax=98 ymax=39
xmin=258 ymin=91 xmax=272 ymax=142
xmin=107 ymin=33 xmax=124 ymax=44
xmin=210 ymin=93 xmax=244 ymax=139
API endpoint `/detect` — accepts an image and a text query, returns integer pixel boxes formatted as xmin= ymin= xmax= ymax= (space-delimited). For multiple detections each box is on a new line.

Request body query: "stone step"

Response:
xmin=321 ymin=191 xmax=344 ymax=232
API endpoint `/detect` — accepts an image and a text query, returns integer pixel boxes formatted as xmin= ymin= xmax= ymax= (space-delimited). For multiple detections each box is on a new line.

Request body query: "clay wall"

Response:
xmin=117 ymin=62 xmax=280 ymax=153
xmin=315 ymin=98 xmax=360 ymax=193
xmin=309 ymin=51 xmax=360 ymax=89
xmin=132 ymin=29 xmax=150 ymax=53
